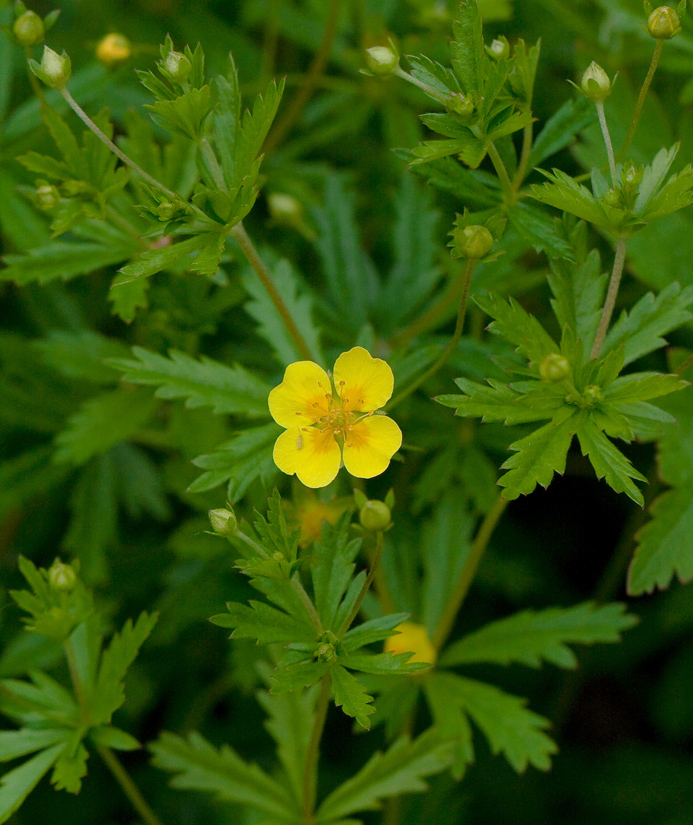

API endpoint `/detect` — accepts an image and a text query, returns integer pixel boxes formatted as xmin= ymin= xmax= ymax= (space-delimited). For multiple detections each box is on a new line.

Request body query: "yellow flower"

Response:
xmin=96 ymin=33 xmax=131 ymax=66
xmin=269 ymin=346 xmax=402 ymax=488
xmin=384 ymin=622 xmax=436 ymax=668
xmin=292 ymin=494 xmax=350 ymax=546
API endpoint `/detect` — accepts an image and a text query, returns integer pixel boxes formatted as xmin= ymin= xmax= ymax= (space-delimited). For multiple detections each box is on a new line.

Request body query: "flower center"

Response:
xmin=308 ymin=379 xmax=370 ymax=440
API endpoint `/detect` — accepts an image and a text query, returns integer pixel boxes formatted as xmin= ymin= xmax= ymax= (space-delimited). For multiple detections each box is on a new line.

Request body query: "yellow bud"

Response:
xmin=96 ymin=33 xmax=132 ymax=66
xmin=647 ymin=5 xmax=682 ymax=38
xmin=384 ymin=622 xmax=436 ymax=668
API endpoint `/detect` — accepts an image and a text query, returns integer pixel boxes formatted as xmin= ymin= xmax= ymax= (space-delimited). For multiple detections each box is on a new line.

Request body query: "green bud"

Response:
xmin=583 ymin=385 xmax=604 ymax=407
xmin=539 ymin=354 xmax=571 ymax=382
xmin=33 ymin=45 xmax=71 ymax=88
xmin=365 ymin=45 xmax=399 ymax=76
xmin=208 ymin=507 xmax=238 ymax=537
xmin=581 ymin=62 xmax=611 ymax=102
xmin=648 ymin=5 xmax=682 ymax=37
xmin=35 ymin=184 xmax=60 ymax=210
xmin=359 ymin=500 xmax=391 ymax=531
xmin=486 ymin=37 xmax=510 ymax=60
xmin=48 ymin=559 xmax=77 ymax=592
xmin=268 ymin=193 xmax=304 ymax=223
xmin=604 ymin=187 xmax=622 ymax=207
xmin=446 ymin=92 xmax=474 ymax=117
xmin=452 ymin=225 xmax=494 ymax=260
xmin=156 ymin=203 xmax=176 ymax=221
xmin=13 ymin=10 xmax=44 ymax=46
xmin=316 ymin=642 xmax=337 ymax=663
xmin=163 ymin=50 xmax=192 ymax=83
xmin=272 ymin=551 xmax=285 ymax=562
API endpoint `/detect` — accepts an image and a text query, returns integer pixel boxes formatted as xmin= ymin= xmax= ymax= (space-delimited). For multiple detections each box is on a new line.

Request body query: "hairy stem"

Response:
xmin=302 ymin=673 xmax=332 ymax=825
xmin=432 ymin=494 xmax=509 ymax=650
xmin=96 ymin=745 xmax=166 ymax=825
xmin=590 ymin=235 xmax=628 ymax=359
xmin=388 ymin=259 xmax=475 ymax=411
xmin=619 ymin=40 xmax=663 ymax=161
xmin=513 ymin=118 xmax=534 ymax=190
xmin=595 ymin=100 xmax=617 ymax=184
xmin=231 ymin=223 xmax=315 ymax=361
xmin=338 ymin=530 xmax=384 ymax=637
xmin=59 ymin=87 xmax=177 ymax=199
xmin=264 ymin=0 xmax=342 ymax=154
xmin=486 ymin=140 xmax=514 ymax=202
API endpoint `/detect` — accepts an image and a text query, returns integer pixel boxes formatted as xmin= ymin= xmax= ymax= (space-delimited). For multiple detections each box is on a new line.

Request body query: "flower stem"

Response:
xmin=595 ymin=100 xmax=617 ymax=184
xmin=264 ymin=0 xmax=342 ymax=155
xmin=486 ymin=140 xmax=514 ymax=202
xmin=387 ymin=258 xmax=475 ymax=411
xmin=432 ymin=494 xmax=508 ymax=651
xmin=302 ymin=672 xmax=332 ymax=825
xmin=392 ymin=66 xmax=450 ymax=105
xmin=590 ymin=235 xmax=628 ymax=360
xmin=58 ymin=86 xmax=177 ymax=200
xmin=231 ymin=223 xmax=316 ymax=362
xmin=96 ymin=745 xmax=166 ymax=825
xmin=338 ymin=530 xmax=384 ymax=637
xmin=513 ymin=118 xmax=534 ymax=191
xmin=618 ymin=40 xmax=663 ymax=161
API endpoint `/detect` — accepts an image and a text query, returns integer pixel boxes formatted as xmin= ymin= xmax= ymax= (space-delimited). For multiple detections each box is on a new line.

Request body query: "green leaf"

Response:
xmin=440 ymin=601 xmax=637 ymax=668
xmin=601 ymin=282 xmax=693 ymax=367
xmin=112 ymin=237 xmax=205 ymax=286
xmin=604 ymin=372 xmax=687 ymax=404
xmin=146 ymin=85 xmax=212 ymax=139
xmin=628 ymin=485 xmax=693 ymax=595
xmin=0 ymin=743 xmax=64 ymax=824
xmin=474 ymin=292 xmax=558 ymax=366
xmin=270 ymin=660 xmax=329 ymax=694
xmin=528 ymin=96 xmax=595 ymax=170
xmin=340 ymin=653 xmax=429 ymax=675
xmin=437 ymin=376 xmax=564 ymax=425
xmin=241 ymin=257 xmax=324 ymax=366
xmin=634 ymin=145 xmax=679 ymax=215
xmin=89 ymin=611 xmax=159 ymax=726
xmin=397 ymin=150 xmax=502 ymax=207
xmin=216 ymin=600 xmax=316 ymax=646
xmin=409 ymin=136 xmax=486 ymax=170
xmin=0 ymin=670 xmax=78 ymax=726
xmin=407 ymin=55 xmax=461 ymax=98
xmin=331 ymin=664 xmax=375 ymax=729
xmin=450 ymin=0 xmax=485 ymax=94
xmin=190 ymin=423 xmax=280 ymax=501
xmin=0 ymin=728 xmax=69 ymax=762
xmin=53 ymin=388 xmax=156 ymax=465
xmin=343 ymin=613 xmax=411 ymax=653
xmin=311 ymin=516 xmax=362 ymax=631
xmin=150 ymin=731 xmax=297 ymax=820
xmin=435 ymin=673 xmax=557 ymax=773
xmin=499 ymin=410 xmax=580 ymax=500
xmin=508 ymin=202 xmax=574 ymax=259
xmin=89 ymin=726 xmax=141 ymax=751
xmin=51 ymin=741 xmax=88 ymax=794
xmin=641 ymin=163 xmax=693 ymax=221
xmin=253 ymin=489 xmax=301 ymax=564
xmin=423 ymin=674 xmax=474 ymax=779
xmin=111 ymin=346 xmax=271 ymax=417
xmin=575 ymin=418 xmax=646 ymax=505
xmin=33 ymin=330 xmax=128 ymax=384
xmin=108 ymin=276 xmax=150 ymax=323
xmin=234 ymin=77 xmax=284 ymax=185
xmin=1 ymin=241 xmax=132 ymax=286
xmin=316 ymin=727 xmax=454 ymax=821
xmin=530 ymin=169 xmax=610 ymax=229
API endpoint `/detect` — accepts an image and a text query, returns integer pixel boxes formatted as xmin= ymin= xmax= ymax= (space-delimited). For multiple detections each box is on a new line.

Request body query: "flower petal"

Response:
xmin=269 ymin=361 xmax=333 ymax=428
xmin=333 ymin=346 xmax=394 ymax=412
xmin=342 ymin=415 xmax=402 ymax=479
xmin=273 ymin=427 xmax=342 ymax=488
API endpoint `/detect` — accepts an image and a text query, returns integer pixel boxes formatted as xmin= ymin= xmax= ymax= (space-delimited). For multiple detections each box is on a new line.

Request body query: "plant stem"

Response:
xmin=63 ymin=636 xmax=89 ymax=722
xmin=338 ymin=530 xmax=384 ymax=637
xmin=513 ymin=118 xmax=534 ymax=190
xmin=675 ymin=352 xmax=693 ymax=376
xmin=231 ymin=223 xmax=315 ymax=361
xmin=590 ymin=235 xmax=628 ymax=359
xmin=392 ymin=66 xmax=450 ymax=105
xmin=432 ymin=494 xmax=509 ymax=650
xmin=25 ymin=46 xmax=46 ymax=104
xmin=200 ymin=137 xmax=227 ymax=191
xmin=264 ymin=0 xmax=342 ymax=155
xmin=486 ymin=140 xmax=514 ymax=202
xmin=233 ymin=529 xmax=272 ymax=558
xmin=292 ymin=575 xmax=324 ymax=633
xmin=619 ymin=40 xmax=663 ymax=161
xmin=388 ymin=259 xmax=475 ymax=411
xmin=261 ymin=0 xmax=281 ymax=79
xmin=302 ymin=673 xmax=332 ymax=825
xmin=595 ymin=100 xmax=617 ymax=184
xmin=59 ymin=86 xmax=177 ymax=200
xmin=96 ymin=745 xmax=166 ymax=825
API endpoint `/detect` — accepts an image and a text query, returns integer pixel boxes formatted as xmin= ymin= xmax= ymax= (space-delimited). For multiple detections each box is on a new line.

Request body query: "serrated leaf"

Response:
xmin=331 ymin=664 xmax=375 ymax=729
xmin=0 ymin=743 xmax=64 ymax=824
xmin=407 ymin=54 xmax=461 ymax=98
xmin=220 ymin=600 xmax=316 ymax=646
xmin=397 ymin=150 xmax=501 ymax=207
xmin=440 ymin=601 xmax=637 ymax=668
xmin=642 ymin=163 xmax=693 ymax=220
xmin=601 ymin=282 xmax=693 ymax=367
xmin=530 ymin=169 xmax=610 ymax=230
xmin=316 ymin=727 xmax=453 ymax=821
xmin=234 ymin=77 xmax=284 ymax=183
xmin=474 ymin=292 xmax=558 ymax=365
xmin=528 ymin=96 xmax=595 ymax=170
xmin=604 ymin=372 xmax=687 ymax=404
xmin=311 ymin=516 xmax=362 ymax=631
xmin=51 ymin=741 xmax=88 ymax=794
xmin=343 ymin=613 xmax=411 ymax=653
xmin=270 ymin=660 xmax=328 ymax=694
xmin=628 ymin=485 xmax=693 ymax=595
xmin=150 ymin=731 xmax=297 ymax=819
xmin=437 ymin=376 xmax=564 ymax=425
xmin=112 ymin=237 xmax=204 ymax=286
xmin=241 ymin=257 xmax=324 ymax=366
xmin=508 ymin=202 xmax=574 ymax=259
xmin=89 ymin=726 xmax=141 ymax=751
xmin=1 ymin=241 xmax=132 ymax=286
xmin=253 ymin=489 xmax=301 ymax=564
xmin=33 ymin=330 xmax=128 ymax=384
xmin=110 ymin=346 xmax=271 ymax=417
xmin=499 ymin=410 xmax=580 ymax=500
xmin=0 ymin=728 xmax=69 ymax=762
xmin=423 ymin=674 xmax=474 ymax=779
xmin=575 ymin=418 xmax=646 ymax=505
xmin=634 ymin=145 xmax=679 ymax=215
xmin=450 ymin=0 xmax=485 ymax=94
xmin=53 ymin=388 xmax=156 ymax=465
xmin=340 ymin=652 xmax=429 ymax=675
xmin=146 ymin=85 xmax=212 ymax=139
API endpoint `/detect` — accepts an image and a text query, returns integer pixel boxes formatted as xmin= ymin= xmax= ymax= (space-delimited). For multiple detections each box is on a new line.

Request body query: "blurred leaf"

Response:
xmin=112 ymin=237 xmax=205 ymax=286
xmin=1 ymin=241 xmax=133 ymax=286
xmin=0 ymin=743 xmax=64 ymax=824
xmin=528 ymin=96 xmax=595 ymax=170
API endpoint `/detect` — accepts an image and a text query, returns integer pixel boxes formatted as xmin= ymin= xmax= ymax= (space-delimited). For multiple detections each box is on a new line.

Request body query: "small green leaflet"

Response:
xmin=575 ymin=418 xmax=646 ymax=506
xmin=310 ymin=515 xmax=362 ymax=631
xmin=0 ymin=742 xmax=65 ymax=824
xmin=112 ymin=236 xmax=205 ymax=285
xmin=331 ymin=664 xmax=375 ymax=730
xmin=440 ymin=601 xmax=637 ymax=668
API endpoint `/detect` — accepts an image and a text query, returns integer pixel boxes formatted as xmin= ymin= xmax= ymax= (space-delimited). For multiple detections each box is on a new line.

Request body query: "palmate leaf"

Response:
xmin=437 ymin=376 xmax=565 ymax=425
xmin=310 ymin=515 xmax=362 ymax=631
xmin=499 ymin=410 xmax=580 ymax=500
xmin=316 ymin=727 xmax=453 ymax=822
xmin=440 ymin=601 xmax=637 ymax=669
xmin=150 ymin=731 xmax=297 ymax=821
xmin=0 ymin=743 xmax=65 ymax=825
xmin=530 ymin=169 xmax=610 ymax=229
xmin=474 ymin=292 xmax=558 ymax=366
xmin=110 ymin=346 xmax=271 ymax=417
xmin=575 ymin=418 xmax=646 ymax=506
xmin=450 ymin=0 xmax=485 ymax=95
xmin=210 ymin=599 xmax=316 ymax=646
xmin=331 ymin=664 xmax=375 ymax=730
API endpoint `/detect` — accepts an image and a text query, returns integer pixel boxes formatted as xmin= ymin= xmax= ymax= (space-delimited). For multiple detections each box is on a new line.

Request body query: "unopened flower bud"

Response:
xmin=268 ymin=193 xmax=303 ymax=223
xmin=35 ymin=184 xmax=60 ymax=210
xmin=48 ymin=559 xmax=77 ymax=592
xmin=453 ymin=225 xmax=494 ymax=260
xmin=96 ymin=33 xmax=131 ymax=65
xmin=647 ymin=5 xmax=682 ymax=38
xmin=13 ymin=10 xmax=44 ymax=46
xmin=581 ymin=62 xmax=611 ymax=102
xmin=163 ymin=50 xmax=192 ymax=83
xmin=359 ymin=500 xmax=391 ymax=531
xmin=447 ymin=92 xmax=474 ymax=117
xmin=540 ymin=354 xmax=571 ymax=382
xmin=365 ymin=45 xmax=399 ymax=76
xmin=622 ymin=162 xmax=643 ymax=187
xmin=316 ymin=642 xmax=337 ymax=662
xmin=583 ymin=384 xmax=603 ymax=406
xmin=208 ymin=507 xmax=238 ymax=537
xmin=156 ymin=203 xmax=176 ymax=221
xmin=34 ymin=46 xmax=71 ymax=88
xmin=604 ymin=187 xmax=621 ymax=207
xmin=486 ymin=37 xmax=510 ymax=60
xmin=272 ymin=551 xmax=285 ymax=562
